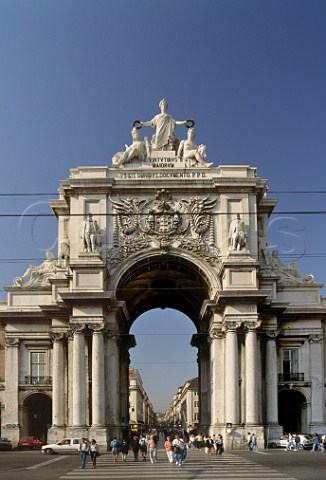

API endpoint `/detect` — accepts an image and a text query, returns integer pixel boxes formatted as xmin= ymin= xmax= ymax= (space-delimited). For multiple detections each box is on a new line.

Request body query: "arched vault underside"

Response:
xmin=114 ymin=254 xmax=215 ymax=330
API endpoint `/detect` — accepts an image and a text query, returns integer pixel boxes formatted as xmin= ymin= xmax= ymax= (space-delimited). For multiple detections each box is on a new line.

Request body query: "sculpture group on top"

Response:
xmin=112 ymin=99 xmax=212 ymax=168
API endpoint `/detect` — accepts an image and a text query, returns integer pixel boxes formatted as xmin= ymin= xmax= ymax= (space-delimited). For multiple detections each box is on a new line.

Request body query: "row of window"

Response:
xmin=27 ymin=348 xmax=300 ymax=379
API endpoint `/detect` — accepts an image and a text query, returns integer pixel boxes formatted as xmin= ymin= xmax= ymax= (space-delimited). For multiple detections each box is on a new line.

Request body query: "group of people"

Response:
xmin=285 ymin=432 xmax=326 ymax=451
xmin=78 ymin=438 xmax=100 ymax=469
xmin=187 ymin=433 xmax=224 ymax=455
xmin=108 ymin=432 xmax=224 ymax=465
xmin=110 ymin=434 xmax=159 ymax=464
xmin=247 ymin=432 xmax=258 ymax=452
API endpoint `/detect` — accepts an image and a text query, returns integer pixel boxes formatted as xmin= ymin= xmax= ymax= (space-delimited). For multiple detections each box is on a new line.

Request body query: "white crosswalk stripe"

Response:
xmin=59 ymin=450 xmax=298 ymax=480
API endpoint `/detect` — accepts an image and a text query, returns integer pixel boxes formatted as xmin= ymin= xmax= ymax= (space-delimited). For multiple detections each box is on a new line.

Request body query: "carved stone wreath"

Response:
xmin=108 ymin=189 xmax=220 ymax=266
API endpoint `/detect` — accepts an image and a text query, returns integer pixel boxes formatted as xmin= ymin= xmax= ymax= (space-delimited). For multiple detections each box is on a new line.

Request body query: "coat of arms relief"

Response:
xmin=108 ymin=189 xmax=220 ymax=266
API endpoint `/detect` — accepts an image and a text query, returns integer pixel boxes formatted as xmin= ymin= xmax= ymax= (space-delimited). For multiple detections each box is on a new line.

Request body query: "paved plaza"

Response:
xmin=58 ymin=450 xmax=298 ymax=480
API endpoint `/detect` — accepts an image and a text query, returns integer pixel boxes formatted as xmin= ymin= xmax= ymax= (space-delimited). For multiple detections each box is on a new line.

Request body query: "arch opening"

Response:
xmin=22 ymin=393 xmax=52 ymax=443
xmin=115 ymin=254 xmax=213 ymax=329
xmin=278 ymin=389 xmax=308 ymax=434
xmin=130 ymin=308 xmax=198 ymax=433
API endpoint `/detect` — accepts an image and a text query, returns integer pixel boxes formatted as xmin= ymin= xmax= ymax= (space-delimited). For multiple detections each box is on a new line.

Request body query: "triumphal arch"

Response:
xmin=1 ymin=100 xmax=325 ymax=448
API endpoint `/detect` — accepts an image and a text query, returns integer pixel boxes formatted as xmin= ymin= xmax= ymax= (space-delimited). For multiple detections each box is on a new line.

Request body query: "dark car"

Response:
xmin=17 ymin=436 xmax=44 ymax=450
xmin=0 ymin=438 xmax=12 ymax=451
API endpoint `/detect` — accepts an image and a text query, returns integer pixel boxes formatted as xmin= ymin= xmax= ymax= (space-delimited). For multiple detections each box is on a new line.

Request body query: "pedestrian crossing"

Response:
xmin=59 ymin=450 xmax=298 ymax=479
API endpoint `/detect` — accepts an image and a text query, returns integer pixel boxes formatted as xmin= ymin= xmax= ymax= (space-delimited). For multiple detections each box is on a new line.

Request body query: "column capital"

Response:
xmin=69 ymin=324 xmax=86 ymax=335
xmin=265 ymin=330 xmax=279 ymax=341
xmin=223 ymin=320 xmax=242 ymax=332
xmin=5 ymin=337 xmax=20 ymax=347
xmin=309 ymin=334 xmax=323 ymax=343
xmin=243 ymin=320 xmax=261 ymax=332
xmin=209 ymin=327 xmax=225 ymax=339
xmin=49 ymin=331 xmax=67 ymax=342
xmin=88 ymin=324 xmax=105 ymax=334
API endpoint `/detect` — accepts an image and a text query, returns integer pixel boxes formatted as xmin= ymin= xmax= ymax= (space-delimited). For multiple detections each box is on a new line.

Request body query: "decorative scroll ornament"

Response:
xmin=5 ymin=337 xmax=20 ymax=347
xmin=270 ymin=250 xmax=314 ymax=285
xmin=108 ymin=189 xmax=219 ymax=265
xmin=13 ymin=251 xmax=58 ymax=287
xmin=309 ymin=334 xmax=323 ymax=343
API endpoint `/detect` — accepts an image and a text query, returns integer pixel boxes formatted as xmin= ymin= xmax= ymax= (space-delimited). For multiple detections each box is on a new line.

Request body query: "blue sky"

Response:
xmin=1 ymin=0 xmax=326 ymax=410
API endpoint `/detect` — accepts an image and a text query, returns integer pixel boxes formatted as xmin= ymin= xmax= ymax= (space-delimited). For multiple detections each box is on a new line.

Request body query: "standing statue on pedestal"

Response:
xmin=112 ymin=127 xmax=148 ymax=167
xmin=177 ymin=128 xmax=212 ymax=167
xmin=83 ymin=213 xmax=100 ymax=253
xmin=139 ymin=99 xmax=187 ymax=151
xmin=228 ymin=214 xmax=247 ymax=251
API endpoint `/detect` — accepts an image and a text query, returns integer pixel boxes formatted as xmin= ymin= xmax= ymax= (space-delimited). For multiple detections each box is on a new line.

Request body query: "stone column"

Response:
xmin=309 ymin=334 xmax=325 ymax=429
xmin=191 ymin=333 xmax=210 ymax=428
xmin=245 ymin=324 xmax=259 ymax=425
xmin=224 ymin=322 xmax=240 ymax=424
xmin=210 ymin=325 xmax=225 ymax=429
xmin=91 ymin=329 xmax=105 ymax=426
xmin=106 ymin=330 xmax=120 ymax=434
xmin=51 ymin=333 xmax=66 ymax=426
xmin=265 ymin=331 xmax=278 ymax=425
xmin=3 ymin=337 xmax=20 ymax=442
xmin=72 ymin=327 xmax=86 ymax=426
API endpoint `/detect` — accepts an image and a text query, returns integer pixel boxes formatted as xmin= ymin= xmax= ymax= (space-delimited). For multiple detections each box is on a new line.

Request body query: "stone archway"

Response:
xmin=111 ymin=252 xmax=216 ymax=431
xmin=278 ymin=389 xmax=308 ymax=434
xmin=22 ymin=393 xmax=52 ymax=442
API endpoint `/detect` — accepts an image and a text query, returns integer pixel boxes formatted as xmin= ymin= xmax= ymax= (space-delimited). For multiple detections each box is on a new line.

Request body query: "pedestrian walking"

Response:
xmin=311 ymin=433 xmax=320 ymax=451
xmin=119 ymin=439 xmax=129 ymax=462
xmin=189 ymin=433 xmax=196 ymax=449
xmin=204 ymin=436 xmax=214 ymax=455
xmin=78 ymin=438 xmax=90 ymax=469
xmin=148 ymin=434 xmax=158 ymax=463
xmin=164 ymin=436 xmax=174 ymax=463
xmin=247 ymin=432 xmax=253 ymax=451
xmin=286 ymin=433 xmax=294 ymax=450
xmin=294 ymin=434 xmax=300 ymax=451
xmin=215 ymin=434 xmax=224 ymax=455
xmin=90 ymin=439 xmax=100 ymax=468
xmin=172 ymin=435 xmax=185 ymax=466
xmin=110 ymin=436 xmax=120 ymax=462
xmin=195 ymin=432 xmax=203 ymax=450
xmin=131 ymin=436 xmax=140 ymax=461
xmin=252 ymin=433 xmax=258 ymax=452
xmin=139 ymin=435 xmax=148 ymax=461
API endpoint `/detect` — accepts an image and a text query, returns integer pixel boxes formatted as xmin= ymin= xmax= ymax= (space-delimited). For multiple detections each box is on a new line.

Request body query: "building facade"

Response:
xmin=129 ymin=368 xmax=155 ymax=433
xmin=165 ymin=378 xmax=200 ymax=433
xmin=0 ymin=101 xmax=325 ymax=448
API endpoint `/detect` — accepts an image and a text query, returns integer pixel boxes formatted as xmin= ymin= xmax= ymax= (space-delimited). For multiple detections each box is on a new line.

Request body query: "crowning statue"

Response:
xmin=111 ymin=99 xmax=212 ymax=168
xmin=139 ymin=98 xmax=187 ymax=151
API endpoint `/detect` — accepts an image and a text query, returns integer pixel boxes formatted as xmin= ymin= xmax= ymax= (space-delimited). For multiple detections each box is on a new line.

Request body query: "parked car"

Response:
xmin=0 ymin=438 xmax=12 ymax=451
xmin=17 ymin=436 xmax=44 ymax=450
xmin=269 ymin=434 xmax=313 ymax=449
xmin=42 ymin=438 xmax=81 ymax=455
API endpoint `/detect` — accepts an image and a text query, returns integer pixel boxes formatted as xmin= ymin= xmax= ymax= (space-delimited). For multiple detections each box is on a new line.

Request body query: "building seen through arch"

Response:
xmin=0 ymin=102 xmax=325 ymax=448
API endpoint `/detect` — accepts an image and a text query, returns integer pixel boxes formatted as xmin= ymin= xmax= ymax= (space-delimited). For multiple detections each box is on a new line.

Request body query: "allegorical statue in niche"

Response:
xmin=82 ymin=213 xmax=100 ymax=253
xmin=58 ymin=232 xmax=70 ymax=267
xmin=112 ymin=127 xmax=148 ymax=167
xmin=177 ymin=127 xmax=212 ymax=167
xmin=228 ymin=213 xmax=247 ymax=251
xmin=139 ymin=98 xmax=188 ymax=151
xmin=13 ymin=251 xmax=57 ymax=286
